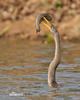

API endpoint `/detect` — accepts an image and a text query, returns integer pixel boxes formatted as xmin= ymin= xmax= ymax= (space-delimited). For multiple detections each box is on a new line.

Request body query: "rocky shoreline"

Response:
xmin=0 ymin=0 xmax=80 ymax=41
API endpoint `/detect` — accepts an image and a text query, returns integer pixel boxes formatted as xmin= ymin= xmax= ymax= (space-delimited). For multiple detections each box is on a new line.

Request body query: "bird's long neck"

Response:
xmin=48 ymin=25 xmax=61 ymax=87
xmin=54 ymin=30 xmax=60 ymax=63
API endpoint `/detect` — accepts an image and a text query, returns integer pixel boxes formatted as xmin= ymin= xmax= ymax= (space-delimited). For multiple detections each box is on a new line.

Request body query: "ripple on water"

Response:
xmin=0 ymin=39 xmax=80 ymax=100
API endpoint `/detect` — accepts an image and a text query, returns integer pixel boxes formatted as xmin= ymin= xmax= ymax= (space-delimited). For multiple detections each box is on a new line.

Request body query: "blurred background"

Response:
xmin=0 ymin=0 xmax=80 ymax=41
xmin=0 ymin=0 xmax=80 ymax=100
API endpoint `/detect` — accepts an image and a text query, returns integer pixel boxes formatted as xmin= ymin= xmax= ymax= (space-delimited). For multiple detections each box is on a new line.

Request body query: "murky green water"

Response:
xmin=0 ymin=38 xmax=80 ymax=100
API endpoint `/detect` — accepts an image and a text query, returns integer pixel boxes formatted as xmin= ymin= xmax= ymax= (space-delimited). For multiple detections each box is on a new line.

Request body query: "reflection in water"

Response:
xmin=0 ymin=38 xmax=80 ymax=100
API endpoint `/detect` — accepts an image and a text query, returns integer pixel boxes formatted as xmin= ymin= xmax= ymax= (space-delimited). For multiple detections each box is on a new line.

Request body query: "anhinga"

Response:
xmin=36 ymin=13 xmax=61 ymax=87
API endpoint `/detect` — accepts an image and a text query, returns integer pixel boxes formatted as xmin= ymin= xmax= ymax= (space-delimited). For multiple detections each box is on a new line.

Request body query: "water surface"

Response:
xmin=0 ymin=39 xmax=80 ymax=100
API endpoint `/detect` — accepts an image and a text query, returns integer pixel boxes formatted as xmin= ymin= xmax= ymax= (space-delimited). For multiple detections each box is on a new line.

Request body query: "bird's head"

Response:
xmin=36 ymin=14 xmax=58 ymax=37
xmin=36 ymin=14 xmax=52 ymax=32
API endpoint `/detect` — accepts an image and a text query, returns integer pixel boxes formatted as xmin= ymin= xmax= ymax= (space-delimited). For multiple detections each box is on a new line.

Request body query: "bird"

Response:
xmin=36 ymin=13 xmax=61 ymax=87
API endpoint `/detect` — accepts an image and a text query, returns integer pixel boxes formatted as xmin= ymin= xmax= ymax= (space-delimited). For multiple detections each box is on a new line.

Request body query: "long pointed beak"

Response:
xmin=41 ymin=17 xmax=52 ymax=30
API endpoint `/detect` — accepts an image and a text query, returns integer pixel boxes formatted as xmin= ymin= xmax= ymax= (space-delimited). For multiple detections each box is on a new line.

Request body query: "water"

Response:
xmin=0 ymin=38 xmax=80 ymax=100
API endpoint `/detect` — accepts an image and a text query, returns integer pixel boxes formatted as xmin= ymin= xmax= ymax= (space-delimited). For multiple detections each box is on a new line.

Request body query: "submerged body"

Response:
xmin=36 ymin=14 xmax=61 ymax=87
